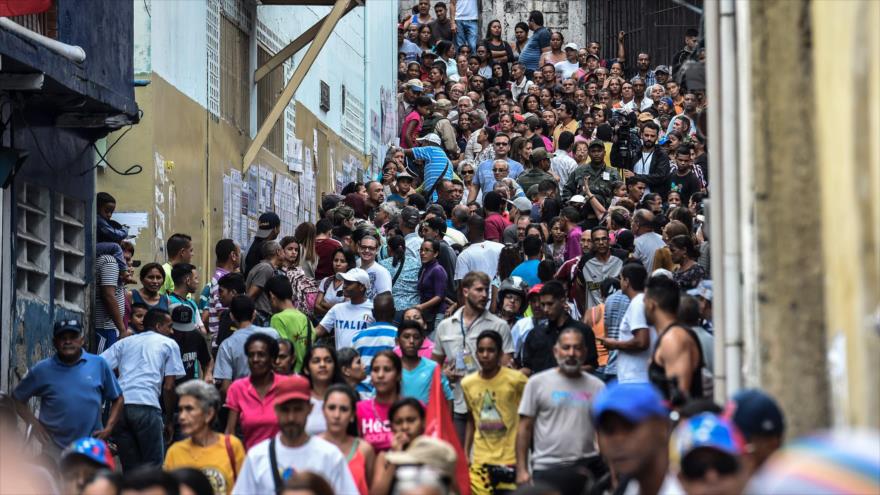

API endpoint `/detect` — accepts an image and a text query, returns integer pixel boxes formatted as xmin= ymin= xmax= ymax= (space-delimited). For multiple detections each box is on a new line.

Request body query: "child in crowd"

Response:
xmin=96 ymin=192 xmax=129 ymax=273
xmin=126 ymin=302 xmax=148 ymax=338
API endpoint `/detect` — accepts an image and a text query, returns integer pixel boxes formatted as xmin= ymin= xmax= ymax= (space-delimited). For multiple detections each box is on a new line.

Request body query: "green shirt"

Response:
xmin=564 ymin=163 xmax=621 ymax=207
xmin=270 ymin=308 xmax=312 ymax=373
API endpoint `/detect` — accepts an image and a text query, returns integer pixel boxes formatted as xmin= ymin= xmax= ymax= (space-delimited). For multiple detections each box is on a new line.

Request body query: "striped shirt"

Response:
xmin=602 ymin=291 xmax=631 ymax=376
xmin=411 ymin=146 xmax=454 ymax=201
xmin=94 ymin=255 xmax=124 ymax=331
xmin=352 ymin=322 xmax=397 ymax=373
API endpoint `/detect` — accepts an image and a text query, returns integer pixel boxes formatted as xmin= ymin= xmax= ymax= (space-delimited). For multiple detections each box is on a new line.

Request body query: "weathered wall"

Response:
xmin=811 ymin=0 xmax=880 ymax=429
xmin=748 ymin=0 xmax=831 ymax=437
xmin=100 ymin=75 xmax=367 ymax=279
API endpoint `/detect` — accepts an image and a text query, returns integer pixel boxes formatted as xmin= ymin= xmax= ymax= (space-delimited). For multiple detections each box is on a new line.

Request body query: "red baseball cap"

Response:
xmin=274 ymin=375 xmax=311 ymax=406
xmin=528 ymin=283 xmax=544 ymax=296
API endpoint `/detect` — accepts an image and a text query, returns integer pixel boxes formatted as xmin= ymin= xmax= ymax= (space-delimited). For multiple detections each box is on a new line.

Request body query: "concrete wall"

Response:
xmin=748 ymin=0 xmax=830 ymax=437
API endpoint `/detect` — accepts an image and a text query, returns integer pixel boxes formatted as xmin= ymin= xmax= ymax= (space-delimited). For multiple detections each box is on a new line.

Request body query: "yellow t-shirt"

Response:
xmin=461 ymin=367 xmax=528 ymax=465
xmin=164 ymin=435 xmax=246 ymax=495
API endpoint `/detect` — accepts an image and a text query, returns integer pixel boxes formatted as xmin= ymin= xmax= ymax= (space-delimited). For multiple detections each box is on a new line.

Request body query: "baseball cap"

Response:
xmin=637 ymin=112 xmax=655 ymax=122
xmin=670 ymin=413 xmax=746 ymax=473
xmin=687 ymin=280 xmax=713 ymax=302
xmin=418 ymin=133 xmax=442 ymax=145
xmin=724 ymin=389 xmax=785 ymax=439
xmin=406 ymin=79 xmax=424 ymax=92
xmin=508 ymin=197 xmax=533 ymax=213
xmin=586 ymin=53 xmax=600 ymax=61
xmin=660 ymin=96 xmax=674 ymax=107
xmin=256 ymin=211 xmax=281 ymax=237
xmin=569 ymin=194 xmax=586 ymax=205
xmin=524 ymin=114 xmax=541 ymax=128
xmin=337 ymin=267 xmax=371 ymax=290
xmin=592 ymin=382 xmax=668 ymax=424
xmin=396 ymin=170 xmax=415 ymax=182
xmin=401 ymin=206 xmax=421 ymax=229
xmin=54 ymin=319 xmax=83 ymax=336
xmin=421 ymin=49 xmax=438 ymax=59
xmin=530 ymin=147 xmax=550 ymax=162
xmin=61 ymin=437 xmax=115 ymax=470
xmin=434 ymin=98 xmax=452 ymax=111
xmin=527 ymin=283 xmax=544 ymax=296
xmin=563 ymin=42 xmax=579 ymax=51
xmin=169 ymin=303 xmax=196 ymax=332
xmin=588 ymin=139 xmax=605 ymax=149
xmin=654 ymin=65 xmax=671 ymax=74
xmin=512 ymin=113 xmax=525 ymax=123
xmin=385 ymin=436 xmax=458 ymax=477
xmin=274 ymin=375 xmax=311 ymax=406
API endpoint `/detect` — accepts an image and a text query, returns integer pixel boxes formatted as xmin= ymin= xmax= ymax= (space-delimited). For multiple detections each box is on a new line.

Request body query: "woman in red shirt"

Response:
xmin=356 ymin=350 xmax=402 ymax=452
xmin=320 ymin=384 xmax=375 ymax=495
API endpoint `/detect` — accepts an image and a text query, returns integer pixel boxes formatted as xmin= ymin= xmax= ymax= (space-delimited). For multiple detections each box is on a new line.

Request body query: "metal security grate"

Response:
xmin=341 ymin=86 xmax=365 ymax=151
xmin=207 ymin=0 xmax=222 ymax=118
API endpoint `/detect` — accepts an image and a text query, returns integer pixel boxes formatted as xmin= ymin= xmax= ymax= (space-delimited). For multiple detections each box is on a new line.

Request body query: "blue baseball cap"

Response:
xmin=61 ymin=437 xmax=115 ymax=470
xmin=592 ymin=382 xmax=668 ymax=424
xmin=725 ymin=389 xmax=785 ymax=439
xmin=53 ymin=319 xmax=83 ymax=336
xmin=671 ymin=413 xmax=746 ymax=466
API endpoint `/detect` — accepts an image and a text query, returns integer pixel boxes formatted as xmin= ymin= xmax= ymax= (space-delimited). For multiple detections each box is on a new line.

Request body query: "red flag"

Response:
xmin=424 ymin=364 xmax=471 ymax=495
xmin=0 ymin=0 xmax=52 ymax=16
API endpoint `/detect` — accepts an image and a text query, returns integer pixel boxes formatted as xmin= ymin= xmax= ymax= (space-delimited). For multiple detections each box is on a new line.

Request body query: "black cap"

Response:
xmin=257 ymin=212 xmax=281 ymax=237
xmin=54 ymin=319 xmax=83 ymax=336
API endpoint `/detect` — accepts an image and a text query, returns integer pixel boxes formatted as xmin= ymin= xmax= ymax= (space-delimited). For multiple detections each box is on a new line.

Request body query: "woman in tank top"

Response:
xmin=129 ymin=262 xmax=170 ymax=311
xmin=320 ymin=384 xmax=375 ymax=495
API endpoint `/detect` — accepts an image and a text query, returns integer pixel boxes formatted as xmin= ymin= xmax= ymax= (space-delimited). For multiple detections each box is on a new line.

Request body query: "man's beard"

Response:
xmin=643 ymin=140 xmax=655 ymax=149
xmin=558 ymin=357 xmax=583 ymax=374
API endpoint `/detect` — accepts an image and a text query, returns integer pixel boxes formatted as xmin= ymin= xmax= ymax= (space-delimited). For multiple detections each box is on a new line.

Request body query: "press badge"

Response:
xmin=602 ymin=172 xmax=610 ymax=181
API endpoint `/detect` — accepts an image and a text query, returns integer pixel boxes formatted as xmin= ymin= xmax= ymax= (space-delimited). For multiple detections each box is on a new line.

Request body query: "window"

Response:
xmin=220 ymin=15 xmax=251 ymax=132
xmin=53 ymin=193 xmax=86 ymax=311
xmin=257 ymin=46 xmax=285 ymax=157
xmin=15 ymin=183 xmax=50 ymax=300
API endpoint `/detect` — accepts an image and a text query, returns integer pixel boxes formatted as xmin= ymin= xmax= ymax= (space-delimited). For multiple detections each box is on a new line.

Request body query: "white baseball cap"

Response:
xmin=569 ymin=194 xmax=586 ymax=204
xmin=418 ymin=133 xmax=442 ymax=145
xmin=564 ymin=42 xmax=579 ymax=51
xmin=337 ymin=268 xmax=371 ymax=290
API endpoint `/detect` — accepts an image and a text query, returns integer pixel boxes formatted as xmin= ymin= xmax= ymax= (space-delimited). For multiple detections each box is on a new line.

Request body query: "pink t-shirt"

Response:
xmin=393 ymin=338 xmax=435 ymax=359
xmin=565 ymin=226 xmax=583 ymax=260
xmin=357 ymin=398 xmax=393 ymax=452
xmin=225 ymin=373 xmax=288 ymax=450
xmin=401 ymin=111 xmax=422 ymax=148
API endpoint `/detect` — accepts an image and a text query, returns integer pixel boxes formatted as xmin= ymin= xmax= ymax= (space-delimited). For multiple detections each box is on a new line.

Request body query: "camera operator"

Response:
xmin=613 ymin=120 xmax=670 ymax=198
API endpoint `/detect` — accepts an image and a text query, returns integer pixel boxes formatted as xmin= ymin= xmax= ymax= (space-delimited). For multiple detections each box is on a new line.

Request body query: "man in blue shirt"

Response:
xmin=510 ymin=235 xmax=544 ymax=287
xmin=471 ymin=132 xmax=524 ymax=204
xmin=398 ymin=321 xmax=452 ymax=405
xmin=13 ymin=319 xmax=123 ymax=456
xmin=518 ymin=11 xmax=552 ymax=73
xmin=403 ymin=133 xmax=454 ymax=202
xmin=101 ymin=308 xmax=185 ymax=470
xmin=353 ymin=294 xmax=398 ymax=374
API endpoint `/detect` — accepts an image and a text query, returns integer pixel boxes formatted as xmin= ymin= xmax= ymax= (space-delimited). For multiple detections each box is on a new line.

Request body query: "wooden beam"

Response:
xmin=254 ymin=0 xmax=358 ymax=83
xmin=243 ymin=0 xmax=354 ymax=171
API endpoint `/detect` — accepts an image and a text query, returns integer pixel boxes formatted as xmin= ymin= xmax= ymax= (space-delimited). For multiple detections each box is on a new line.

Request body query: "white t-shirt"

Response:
xmin=306 ymin=397 xmax=326 ymax=435
xmin=319 ymin=301 xmax=374 ymax=349
xmin=616 ymin=293 xmax=657 ymax=383
xmin=454 ymin=0 xmax=478 ymax=20
xmin=554 ymin=60 xmax=580 ymax=79
xmin=232 ymin=434 xmax=358 ymax=495
xmin=454 ymin=240 xmax=504 ymax=281
xmin=359 ymin=261 xmax=392 ymax=299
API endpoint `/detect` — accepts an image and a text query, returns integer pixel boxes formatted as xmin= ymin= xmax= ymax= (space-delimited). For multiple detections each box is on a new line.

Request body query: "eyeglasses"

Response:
xmin=493 ymin=142 xmax=509 ymax=147
xmin=419 ymin=248 xmax=435 ymax=253
xmin=493 ymin=168 xmax=508 ymax=173
xmin=460 ymin=170 xmax=474 ymax=175
xmin=359 ymin=245 xmax=377 ymax=252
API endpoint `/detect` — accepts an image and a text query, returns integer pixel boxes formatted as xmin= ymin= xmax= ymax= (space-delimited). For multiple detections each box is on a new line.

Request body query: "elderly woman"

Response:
xmin=164 ymin=380 xmax=245 ymax=495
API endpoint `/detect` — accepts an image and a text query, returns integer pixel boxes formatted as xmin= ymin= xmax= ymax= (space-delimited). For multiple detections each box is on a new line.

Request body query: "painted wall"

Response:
xmin=101 ymin=0 xmax=398 ymax=276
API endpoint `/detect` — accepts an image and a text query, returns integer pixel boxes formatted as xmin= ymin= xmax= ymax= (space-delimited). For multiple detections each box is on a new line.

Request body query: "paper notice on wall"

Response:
xmin=287 ymin=137 xmax=304 ymax=173
xmin=113 ymin=212 xmax=150 ymax=244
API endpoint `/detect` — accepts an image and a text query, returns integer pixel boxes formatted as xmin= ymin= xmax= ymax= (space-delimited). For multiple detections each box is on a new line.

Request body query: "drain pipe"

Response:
xmin=719 ymin=0 xmax=743 ymax=397
xmin=0 ymin=17 xmax=86 ymax=63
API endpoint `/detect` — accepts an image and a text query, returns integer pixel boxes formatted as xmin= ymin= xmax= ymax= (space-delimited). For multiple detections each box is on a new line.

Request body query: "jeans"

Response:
xmin=455 ymin=19 xmax=479 ymax=52
xmin=114 ymin=404 xmax=165 ymax=472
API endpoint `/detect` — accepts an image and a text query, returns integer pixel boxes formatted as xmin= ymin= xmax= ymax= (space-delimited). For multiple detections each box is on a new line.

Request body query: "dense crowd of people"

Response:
xmin=3 ymin=3 xmax=877 ymax=495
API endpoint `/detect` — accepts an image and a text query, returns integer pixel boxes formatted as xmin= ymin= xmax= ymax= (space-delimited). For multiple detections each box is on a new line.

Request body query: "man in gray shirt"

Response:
xmin=215 ymin=295 xmax=279 ymax=395
xmin=516 ymin=328 xmax=606 ymax=495
xmin=632 ymin=209 xmax=665 ymax=273
xmin=582 ymin=227 xmax=623 ymax=310
xmin=245 ymin=240 xmax=283 ymax=324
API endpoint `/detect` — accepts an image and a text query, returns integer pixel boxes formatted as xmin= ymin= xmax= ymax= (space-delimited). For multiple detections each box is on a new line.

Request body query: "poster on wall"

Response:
xmin=371 ymin=110 xmax=381 ymax=146
xmin=287 ymin=137 xmax=304 ymax=173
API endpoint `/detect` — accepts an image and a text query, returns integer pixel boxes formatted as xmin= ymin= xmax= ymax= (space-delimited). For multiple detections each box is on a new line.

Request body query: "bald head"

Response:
xmin=633 ymin=209 xmax=655 ymax=234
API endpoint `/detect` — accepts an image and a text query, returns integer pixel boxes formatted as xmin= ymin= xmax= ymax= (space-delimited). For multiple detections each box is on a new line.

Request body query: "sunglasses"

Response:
xmin=493 ymin=142 xmax=509 ymax=146
xmin=681 ymin=452 xmax=740 ymax=480
xmin=460 ymin=170 xmax=474 ymax=175
xmin=493 ymin=168 xmax=508 ymax=173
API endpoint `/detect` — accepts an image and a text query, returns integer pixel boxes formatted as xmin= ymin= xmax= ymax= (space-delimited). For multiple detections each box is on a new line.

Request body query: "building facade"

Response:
xmin=99 ymin=0 xmax=398 ymax=276
xmin=0 ymin=0 xmax=140 ymax=391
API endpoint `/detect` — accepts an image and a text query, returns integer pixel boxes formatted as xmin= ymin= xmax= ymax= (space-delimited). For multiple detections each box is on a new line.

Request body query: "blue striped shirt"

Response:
xmin=412 ymin=146 xmax=454 ymax=201
xmin=603 ymin=292 xmax=631 ymax=376
xmin=352 ymin=322 xmax=397 ymax=372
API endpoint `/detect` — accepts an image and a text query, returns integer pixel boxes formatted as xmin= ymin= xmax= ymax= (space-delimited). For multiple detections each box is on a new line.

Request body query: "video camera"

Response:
xmin=609 ymin=110 xmax=640 ymax=165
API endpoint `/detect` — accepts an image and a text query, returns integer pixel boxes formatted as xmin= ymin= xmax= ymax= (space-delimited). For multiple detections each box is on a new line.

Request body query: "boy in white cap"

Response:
xmin=316 ymin=268 xmax=375 ymax=349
